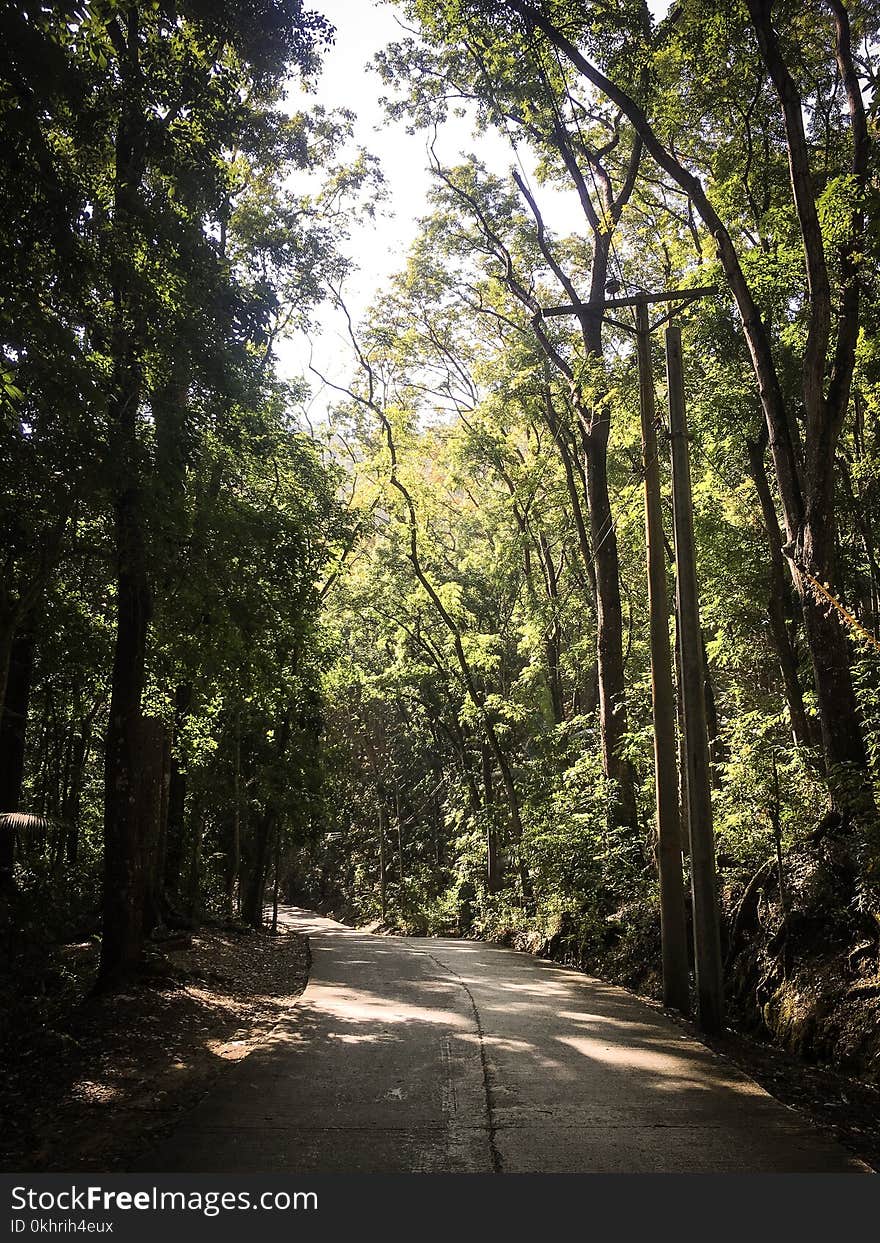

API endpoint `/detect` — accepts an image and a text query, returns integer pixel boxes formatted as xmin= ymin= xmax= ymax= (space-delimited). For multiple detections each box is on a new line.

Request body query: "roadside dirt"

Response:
xmin=0 ymin=924 xmax=310 ymax=1172
xmin=699 ymin=1023 xmax=880 ymax=1172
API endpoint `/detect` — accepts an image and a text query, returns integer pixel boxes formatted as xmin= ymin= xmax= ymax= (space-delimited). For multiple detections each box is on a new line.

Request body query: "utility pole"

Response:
xmin=540 ymin=287 xmax=716 ymax=1020
xmin=636 ymin=304 xmax=690 ymax=1014
xmin=666 ymin=324 xmax=724 ymax=1032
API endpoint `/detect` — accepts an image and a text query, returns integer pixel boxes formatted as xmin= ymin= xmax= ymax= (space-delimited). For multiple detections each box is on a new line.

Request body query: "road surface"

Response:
xmin=143 ymin=909 xmax=867 ymax=1173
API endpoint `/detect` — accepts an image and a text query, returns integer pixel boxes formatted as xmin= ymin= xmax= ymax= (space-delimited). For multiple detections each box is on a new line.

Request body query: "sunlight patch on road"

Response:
xmin=326 ymin=1031 xmax=396 ymax=1043
xmin=309 ymin=983 xmax=470 ymax=1032
xmin=553 ymin=1034 xmax=759 ymax=1098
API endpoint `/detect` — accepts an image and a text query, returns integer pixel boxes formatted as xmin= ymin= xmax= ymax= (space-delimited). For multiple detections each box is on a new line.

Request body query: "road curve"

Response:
xmin=143 ymin=908 xmax=867 ymax=1173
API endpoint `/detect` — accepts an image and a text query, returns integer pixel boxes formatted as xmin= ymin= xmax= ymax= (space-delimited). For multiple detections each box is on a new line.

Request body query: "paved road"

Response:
xmin=143 ymin=909 xmax=866 ymax=1173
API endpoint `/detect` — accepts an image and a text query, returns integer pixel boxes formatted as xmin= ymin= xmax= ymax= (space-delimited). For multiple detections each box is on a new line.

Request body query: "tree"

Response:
xmin=0 ymin=0 xmax=346 ymax=984
xmin=379 ymin=13 xmax=645 ymax=827
xmin=495 ymin=0 xmax=876 ymax=810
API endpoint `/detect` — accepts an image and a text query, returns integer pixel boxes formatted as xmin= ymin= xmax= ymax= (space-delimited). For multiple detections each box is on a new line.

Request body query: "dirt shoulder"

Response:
xmin=1 ymin=924 xmax=310 ymax=1172
xmin=698 ymin=1023 xmax=880 ymax=1172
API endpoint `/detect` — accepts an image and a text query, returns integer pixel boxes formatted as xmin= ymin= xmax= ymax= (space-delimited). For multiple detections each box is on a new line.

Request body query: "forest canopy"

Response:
xmin=1 ymin=0 xmax=879 ymax=1052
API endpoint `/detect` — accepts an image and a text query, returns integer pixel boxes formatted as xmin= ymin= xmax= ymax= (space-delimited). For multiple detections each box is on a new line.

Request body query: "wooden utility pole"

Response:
xmin=636 ymin=304 xmax=690 ymax=1015
xmin=666 ymin=324 xmax=724 ymax=1032
xmin=536 ymin=284 xmax=720 ymax=1019
xmin=539 ymin=288 xmax=713 ymax=1016
xmin=541 ymin=288 xmax=716 ymax=319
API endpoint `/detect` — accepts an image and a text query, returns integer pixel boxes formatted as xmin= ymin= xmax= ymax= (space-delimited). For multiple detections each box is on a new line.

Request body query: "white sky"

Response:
xmin=279 ymin=0 xmax=671 ymax=417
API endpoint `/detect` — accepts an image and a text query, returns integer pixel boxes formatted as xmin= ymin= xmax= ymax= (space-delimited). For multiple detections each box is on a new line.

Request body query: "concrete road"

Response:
xmin=143 ymin=909 xmax=867 ymax=1173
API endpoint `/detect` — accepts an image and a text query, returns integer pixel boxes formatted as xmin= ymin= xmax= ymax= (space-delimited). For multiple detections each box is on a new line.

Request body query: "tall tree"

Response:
xmin=379 ymin=15 xmax=643 ymax=826
xmin=496 ymin=0 xmax=876 ymax=808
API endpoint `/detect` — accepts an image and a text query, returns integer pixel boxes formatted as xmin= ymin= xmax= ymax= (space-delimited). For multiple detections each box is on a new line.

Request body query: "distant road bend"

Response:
xmin=146 ymin=908 xmax=867 ymax=1173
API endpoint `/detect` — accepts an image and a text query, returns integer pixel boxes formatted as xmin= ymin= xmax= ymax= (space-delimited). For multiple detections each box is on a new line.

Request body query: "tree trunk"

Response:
xmin=673 ymin=609 xmax=690 ymax=854
xmin=98 ymin=488 xmax=153 ymax=988
xmin=153 ymin=726 xmax=172 ymax=907
xmin=511 ymin=0 xmax=873 ymax=806
xmin=241 ymin=699 xmax=295 ymax=927
xmin=186 ymin=794 xmax=203 ymax=923
xmin=701 ymin=633 xmax=724 ymax=786
xmin=396 ymin=780 xmax=405 ymax=914
xmin=63 ymin=713 xmax=98 ymax=867
xmin=482 ymin=742 xmax=501 ymax=893
xmin=225 ymin=710 xmax=241 ymax=920
xmin=138 ymin=716 xmax=167 ymax=935
xmin=163 ymin=682 xmax=192 ymax=905
xmin=97 ymin=4 xmax=153 ymax=990
xmin=527 ymin=209 xmax=636 ymax=826
xmin=800 ymin=552 xmax=869 ymax=799
xmin=378 ymin=803 xmax=387 ymax=919
xmin=271 ymin=823 xmax=281 ymax=934
xmin=542 ymin=387 xmax=597 ymax=609
xmin=0 ymin=624 xmax=36 ymax=814
xmin=454 ymin=159 xmax=635 ymax=827
xmin=242 ymin=811 xmax=274 ymax=928
xmin=746 ymin=433 xmax=814 ymax=750
xmin=0 ymin=626 xmax=28 ymax=887
xmin=536 ymin=532 xmax=565 ymax=725
xmin=0 ymin=616 xmax=16 ymax=727
xmin=577 ymin=261 xmax=637 ymax=830
xmin=583 ymin=415 xmax=638 ymax=828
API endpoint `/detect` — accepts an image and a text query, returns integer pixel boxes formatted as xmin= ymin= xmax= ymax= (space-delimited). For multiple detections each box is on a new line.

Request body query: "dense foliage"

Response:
xmin=303 ymin=0 xmax=880 ymax=1034
xmin=2 ymin=0 xmax=879 ymax=1053
xmin=0 ymin=0 xmax=367 ymax=990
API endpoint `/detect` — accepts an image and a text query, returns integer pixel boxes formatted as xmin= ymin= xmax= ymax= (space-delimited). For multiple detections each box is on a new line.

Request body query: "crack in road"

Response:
xmin=142 ymin=911 xmax=869 ymax=1173
xmin=417 ymin=946 xmax=503 ymax=1173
